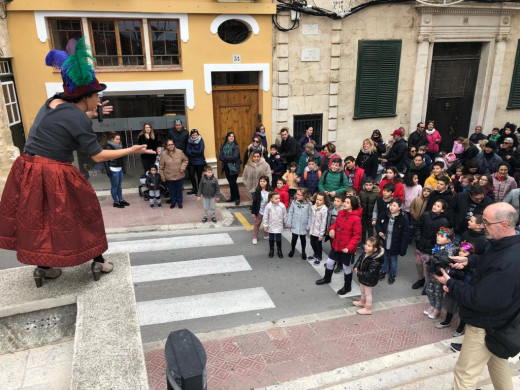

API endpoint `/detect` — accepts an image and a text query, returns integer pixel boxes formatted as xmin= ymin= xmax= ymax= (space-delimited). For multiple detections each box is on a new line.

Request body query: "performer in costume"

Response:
xmin=0 ymin=38 xmax=155 ymax=287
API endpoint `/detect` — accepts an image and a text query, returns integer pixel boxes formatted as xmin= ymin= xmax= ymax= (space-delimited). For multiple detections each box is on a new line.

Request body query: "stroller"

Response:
xmin=138 ymin=173 xmax=170 ymax=202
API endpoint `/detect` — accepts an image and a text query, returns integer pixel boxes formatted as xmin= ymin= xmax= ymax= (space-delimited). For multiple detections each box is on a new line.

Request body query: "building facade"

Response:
xmin=272 ymin=0 xmax=520 ymax=157
xmin=6 ymin=0 xmax=274 ymax=189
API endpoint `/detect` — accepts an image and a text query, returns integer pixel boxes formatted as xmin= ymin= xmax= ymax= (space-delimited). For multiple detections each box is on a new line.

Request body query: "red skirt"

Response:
xmin=0 ymin=154 xmax=108 ymax=267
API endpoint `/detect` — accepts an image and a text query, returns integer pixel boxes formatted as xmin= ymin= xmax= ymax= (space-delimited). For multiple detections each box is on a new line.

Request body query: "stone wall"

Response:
xmin=0 ymin=18 xmax=19 ymax=197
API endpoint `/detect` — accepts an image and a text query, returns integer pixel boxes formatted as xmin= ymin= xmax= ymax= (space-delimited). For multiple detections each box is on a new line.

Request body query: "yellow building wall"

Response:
xmin=7 ymin=2 xmax=274 ymax=161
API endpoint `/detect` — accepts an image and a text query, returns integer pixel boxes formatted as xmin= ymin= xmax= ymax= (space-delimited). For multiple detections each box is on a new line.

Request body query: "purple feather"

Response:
xmin=45 ymin=50 xmax=69 ymax=68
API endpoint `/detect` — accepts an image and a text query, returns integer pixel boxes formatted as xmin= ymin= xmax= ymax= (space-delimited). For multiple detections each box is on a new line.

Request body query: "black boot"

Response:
xmin=334 ymin=261 xmax=343 ymax=274
xmin=337 ymin=273 xmax=353 ymax=295
xmin=288 ymin=247 xmax=295 ymax=258
xmin=268 ymin=240 xmax=275 ymax=258
xmin=276 ymin=241 xmax=283 ymax=258
xmin=316 ymin=267 xmax=334 ymax=285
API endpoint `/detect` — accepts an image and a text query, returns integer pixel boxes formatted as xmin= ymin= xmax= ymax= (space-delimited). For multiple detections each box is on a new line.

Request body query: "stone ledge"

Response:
xmin=0 ymin=253 xmax=148 ymax=390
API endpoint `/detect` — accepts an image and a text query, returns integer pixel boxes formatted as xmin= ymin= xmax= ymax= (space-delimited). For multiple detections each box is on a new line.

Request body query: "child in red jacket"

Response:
xmin=316 ymin=195 xmax=362 ymax=296
xmin=378 ymin=166 xmax=404 ymax=201
xmin=274 ymin=178 xmax=290 ymax=209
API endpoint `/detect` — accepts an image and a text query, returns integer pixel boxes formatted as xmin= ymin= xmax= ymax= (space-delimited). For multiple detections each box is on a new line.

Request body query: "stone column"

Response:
xmin=272 ymin=14 xmax=290 ymax=135
xmin=410 ymin=36 xmax=432 ymax=132
xmin=327 ymin=19 xmax=342 ymax=143
xmin=0 ymin=18 xmax=19 ymax=197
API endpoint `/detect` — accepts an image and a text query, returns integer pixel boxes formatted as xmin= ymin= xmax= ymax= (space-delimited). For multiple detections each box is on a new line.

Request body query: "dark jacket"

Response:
xmin=167 ymin=127 xmax=189 ymax=153
xmin=475 ymin=151 xmax=502 ymax=175
xmin=137 ymin=134 xmax=158 ymax=163
xmin=407 ymin=162 xmax=430 ymax=187
xmin=469 ymin=132 xmax=486 ymax=145
xmin=104 ymin=142 xmax=125 ymax=176
xmin=186 ymin=137 xmax=206 ymax=166
xmin=279 ymin=135 xmax=300 ymax=165
xmin=452 ymin=192 xmax=493 ymax=235
xmin=218 ymin=143 xmax=241 ymax=174
xmin=459 ymin=145 xmax=479 ymax=164
xmin=372 ymin=137 xmax=386 ymax=155
xmin=447 ymin=235 xmax=520 ymax=329
xmin=354 ymin=248 xmax=385 ymax=287
xmin=359 ymin=186 xmax=380 ymax=222
xmin=426 ymin=189 xmax=454 ymax=213
xmin=415 ymin=211 xmax=449 ymax=253
xmin=407 ymin=130 xmax=428 ymax=149
xmin=376 ymin=210 xmax=409 ymax=256
xmin=497 ymin=148 xmax=520 ymax=171
xmin=197 ymin=174 xmax=220 ymax=198
xmin=146 ymin=172 xmax=161 ymax=189
xmin=267 ymin=153 xmax=284 ymax=176
xmin=356 ymin=150 xmax=379 ymax=180
xmin=460 ymin=229 xmax=487 ymax=256
xmin=385 ymin=138 xmax=408 ymax=173
xmin=301 ymin=169 xmax=322 ymax=195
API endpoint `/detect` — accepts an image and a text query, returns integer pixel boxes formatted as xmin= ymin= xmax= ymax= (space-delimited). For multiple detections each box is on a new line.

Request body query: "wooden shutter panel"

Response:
xmin=354 ymin=40 xmax=402 ymax=119
xmin=508 ymin=40 xmax=520 ymax=109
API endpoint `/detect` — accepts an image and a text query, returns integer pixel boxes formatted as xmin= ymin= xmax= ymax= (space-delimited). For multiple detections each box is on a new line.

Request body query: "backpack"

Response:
xmin=322 ymin=170 xmax=344 ymax=186
xmin=303 ymin=170 xmax=322 ymax=181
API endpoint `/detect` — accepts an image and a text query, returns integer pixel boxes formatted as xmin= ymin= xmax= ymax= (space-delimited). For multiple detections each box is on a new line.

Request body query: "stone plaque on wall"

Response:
xmin=302 ymin=24 xmax=319 ymax=35
xmin=301 ymin=48 xmax=320 ymax=62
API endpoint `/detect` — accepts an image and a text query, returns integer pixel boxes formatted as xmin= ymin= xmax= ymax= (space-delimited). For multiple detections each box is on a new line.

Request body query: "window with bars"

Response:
xmin=354 ymin=40 xmax=402 ymax=119
xmin=508 ymin=40 xmax=520 ymax=109
xmin=48 ymin=18 xmax=83 ymax=53
xmin=149 ymin=20 xmax=180 ymax=67
xmin=90 ymin=19 xmax=145 ymax=67
xmin=2 ymin=81 xmax=21 ymax=126
xmin=293 ymin=114 xmax=323 ymax=146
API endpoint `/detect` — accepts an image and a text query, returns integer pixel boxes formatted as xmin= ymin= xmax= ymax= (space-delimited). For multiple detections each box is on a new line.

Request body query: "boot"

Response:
xmin=337 ymin=273 xmax=353 ymax=295
xmin=357 ymin=305 xmax=372 ymax=315
xmin=91 ymin=260 xmax=114 ymax=281
xmin=288 ymin=246 xmax=295 ymax=258
xmin=276 ymin=241 xmax=283 ymax=258
xmin=334 ymin=261 xmax=343 ymax=274
xmin=268 ymin=240 xmax=275 ymax=258
xmin=316 ymin=267 xmax=333 ymax=285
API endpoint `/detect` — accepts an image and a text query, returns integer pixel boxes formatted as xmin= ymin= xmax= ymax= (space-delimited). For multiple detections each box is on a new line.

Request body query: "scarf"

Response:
xmin=188 ymin=135 xmax=201 ymax=144
xmin=255 ymin=131 xmax=266 ymax=139
xmin=426 ymin=128 xmax=436 ymax=135
xmin=223 ymin=142 xmax=238 ymax=174
xmin=249 ymin=144 xmax=263 ymax=153
xmin=107 ymin=140 xmax=122 ymax=150
xmin=495 ymin=173 xmax=507 ymax=182
xmin=409 ymin=161 xmax=426 ymax=171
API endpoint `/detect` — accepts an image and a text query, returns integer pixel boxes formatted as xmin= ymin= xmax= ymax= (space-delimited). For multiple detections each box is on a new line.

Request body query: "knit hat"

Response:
xmin=423 ymin=184 xmax=433 ymax=191
xmin=485 ymin=141 xmax=496 ymax=149
xmin=45 ymin=37 xmax=106 ymax=99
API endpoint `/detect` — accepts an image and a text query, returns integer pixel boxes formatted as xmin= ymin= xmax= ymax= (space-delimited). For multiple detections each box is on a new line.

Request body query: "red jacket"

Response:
xmin=426 ymin=130 xmax=442 ymax=153
xmin=329 ymin=207 xmax=362 ymax=253
xmin=378 ymin=179 xmax=405 ymax=202
xmin=275 ymin=183 xmax=290 ymax=208
xmin=344 ymin=166 xmax=365 ymax=194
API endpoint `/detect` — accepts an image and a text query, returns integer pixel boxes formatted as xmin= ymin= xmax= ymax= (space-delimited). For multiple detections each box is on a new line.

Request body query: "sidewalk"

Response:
xmin=143 ymin=297 xmax=461 ymax=390
xmin=99 ymin=185 xmax=252 ymax=233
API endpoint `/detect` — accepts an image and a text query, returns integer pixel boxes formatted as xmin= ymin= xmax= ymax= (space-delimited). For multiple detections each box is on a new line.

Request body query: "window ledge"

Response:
xmin=353 ymin=113 xmax=397 ymax=120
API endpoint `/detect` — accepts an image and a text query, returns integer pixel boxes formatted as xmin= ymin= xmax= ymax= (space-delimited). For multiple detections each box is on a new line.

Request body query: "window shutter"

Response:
xmin=508 ymin=40 xmax=520 ymax=109
xmin=354 ymin=40 xmax=401 ymax=119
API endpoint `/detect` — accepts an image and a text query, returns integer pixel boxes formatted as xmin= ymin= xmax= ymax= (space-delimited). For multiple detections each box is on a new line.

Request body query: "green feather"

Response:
xmin=63 ymin=37 xmax=95 ymax=87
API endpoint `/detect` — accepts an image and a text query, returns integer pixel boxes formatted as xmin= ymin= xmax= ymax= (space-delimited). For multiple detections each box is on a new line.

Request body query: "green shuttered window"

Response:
xmin=508 ymin=40 xmax=520 ymax=109
xmin=354 ymin=40 xmax=402 ymax=119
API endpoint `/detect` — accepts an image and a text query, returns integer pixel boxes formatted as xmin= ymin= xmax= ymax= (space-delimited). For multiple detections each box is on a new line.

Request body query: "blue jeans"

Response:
xmin=109 ymin=170 xmax=123 ymax=202
xmin=382 ymin=252 xmax=398 ymax=276
xmin=166 ymin=179 xmax=184 ymax=206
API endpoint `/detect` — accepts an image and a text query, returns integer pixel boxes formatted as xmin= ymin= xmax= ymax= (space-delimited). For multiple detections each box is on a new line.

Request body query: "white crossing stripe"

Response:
xmin=281 ymin=231 xmax=360 ymax=298
xmin=137 ymin=287 xmax=275 ymax=326
xmin=131 ymin=255 xmax=251 ymax=283
xmin=106 ymin=233 xmax=233 ymax=254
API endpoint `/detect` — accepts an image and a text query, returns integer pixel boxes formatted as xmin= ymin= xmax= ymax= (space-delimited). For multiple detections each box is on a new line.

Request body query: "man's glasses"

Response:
xmin=482 ymin=219 xmax=506 ymax=227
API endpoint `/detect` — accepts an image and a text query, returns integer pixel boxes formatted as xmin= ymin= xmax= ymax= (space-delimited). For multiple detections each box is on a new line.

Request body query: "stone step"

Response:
xmin=259 ymin=337 xmax=520 ymax=390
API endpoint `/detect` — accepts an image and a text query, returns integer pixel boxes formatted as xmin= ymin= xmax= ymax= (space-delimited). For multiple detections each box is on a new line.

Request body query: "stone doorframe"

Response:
xmin=410 ymin=4 xmax=520 ymax=135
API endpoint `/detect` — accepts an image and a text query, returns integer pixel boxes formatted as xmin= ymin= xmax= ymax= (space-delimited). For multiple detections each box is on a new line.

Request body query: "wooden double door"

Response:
xmin=212 ymin=86 xmax=259 ymax=177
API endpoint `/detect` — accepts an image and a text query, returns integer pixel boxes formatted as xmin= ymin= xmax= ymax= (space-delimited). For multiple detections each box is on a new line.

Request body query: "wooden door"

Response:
xmin=212 ymin=86 xmax=259 ymax=177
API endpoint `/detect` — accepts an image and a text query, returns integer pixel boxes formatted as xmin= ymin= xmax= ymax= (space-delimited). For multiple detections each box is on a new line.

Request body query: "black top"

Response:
xmin=25 ymin=97 xmax=102 ymax=162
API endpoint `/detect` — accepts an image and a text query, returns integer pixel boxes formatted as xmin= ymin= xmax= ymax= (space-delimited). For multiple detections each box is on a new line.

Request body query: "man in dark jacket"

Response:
xmin=435 ymin=202 xmax=520 ymax=390
xmin=468 ymin=125 xmax=486 ymax=145
xmin=167 ymin=119 xmax=189 ymax=153
xmin=278 ymin=127 xmax=299 ymax=169
xmin=452 ymin=184 xmax=493 ymax=236
xmin=474 ymin=141 xmax=502 ymax=174
xmin=381 ymin=129 xmax=408 ymax=173
xmin=407 ymin=122 xmax=428 ymax=150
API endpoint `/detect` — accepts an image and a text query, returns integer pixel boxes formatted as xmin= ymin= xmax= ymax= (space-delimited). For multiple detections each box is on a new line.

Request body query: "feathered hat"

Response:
xmin=45 ymin=37 xmax=106 ymax=98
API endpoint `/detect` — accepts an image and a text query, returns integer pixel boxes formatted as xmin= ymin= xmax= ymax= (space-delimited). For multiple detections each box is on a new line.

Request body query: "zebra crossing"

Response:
xmin=107 ymin=230 xmax=359 ymax=332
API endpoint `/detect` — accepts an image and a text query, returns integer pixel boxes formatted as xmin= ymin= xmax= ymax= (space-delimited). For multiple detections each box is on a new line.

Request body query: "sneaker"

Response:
xmin=150 ymin=204 xmax=155 ymax=209
xmin=212 ymin=217 xmax=217 ymax=223
xmin=435 ymin=320 xmax=451 ymax=329
xmin=113 ymin=202 xmax=124 ymax=208
xmin=379 ymin=272 xmax=386 ymax=281
xmin=120 ymin=200 xmax=130 ymax=206
xmin=252 ymin=238 xmax=258 ymax=245
xmin=178 ymin=205 xmax=183 ymax=209
xmin=307 ymin=255 xmax=315 ymax=261
xmin=313 ymin=258 xmax=322 ymax=265
xmin=411 ymin=278 xmax=425 ymax=289
xmin=388 ymin=275 xmax=396 ymax=284
xmin=157 ymin=204 xmax=162 ymax=208
xmin=452 ymin=329 xmax=465 ymax=337
xmin=202 ymin=217 xmax=208 ymax=223
xmin=450 ymin=343 xmax=462 ymax=352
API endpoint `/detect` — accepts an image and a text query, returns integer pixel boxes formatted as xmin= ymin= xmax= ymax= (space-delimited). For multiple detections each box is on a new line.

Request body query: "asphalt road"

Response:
xmin=0 ymin=210 xmax=425 ymax=343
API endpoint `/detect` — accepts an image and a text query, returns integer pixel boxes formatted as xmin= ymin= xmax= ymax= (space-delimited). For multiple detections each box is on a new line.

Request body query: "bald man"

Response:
xmin=435 ymin=202 xmax=520 ymax=390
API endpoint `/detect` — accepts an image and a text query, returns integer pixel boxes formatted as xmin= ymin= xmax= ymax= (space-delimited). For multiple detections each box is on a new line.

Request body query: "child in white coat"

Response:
xmin=309 ymin=192 xmax=330 ymax=265
xmin=263 ymin=192 xmax=287 ymax=259
xmin=286 ymin=187 xmax=312 ymax=260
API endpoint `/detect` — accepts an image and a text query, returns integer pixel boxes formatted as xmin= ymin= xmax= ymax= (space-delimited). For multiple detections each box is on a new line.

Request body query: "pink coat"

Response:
xmin=426 ymin=130 xmax=442 ymax=153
